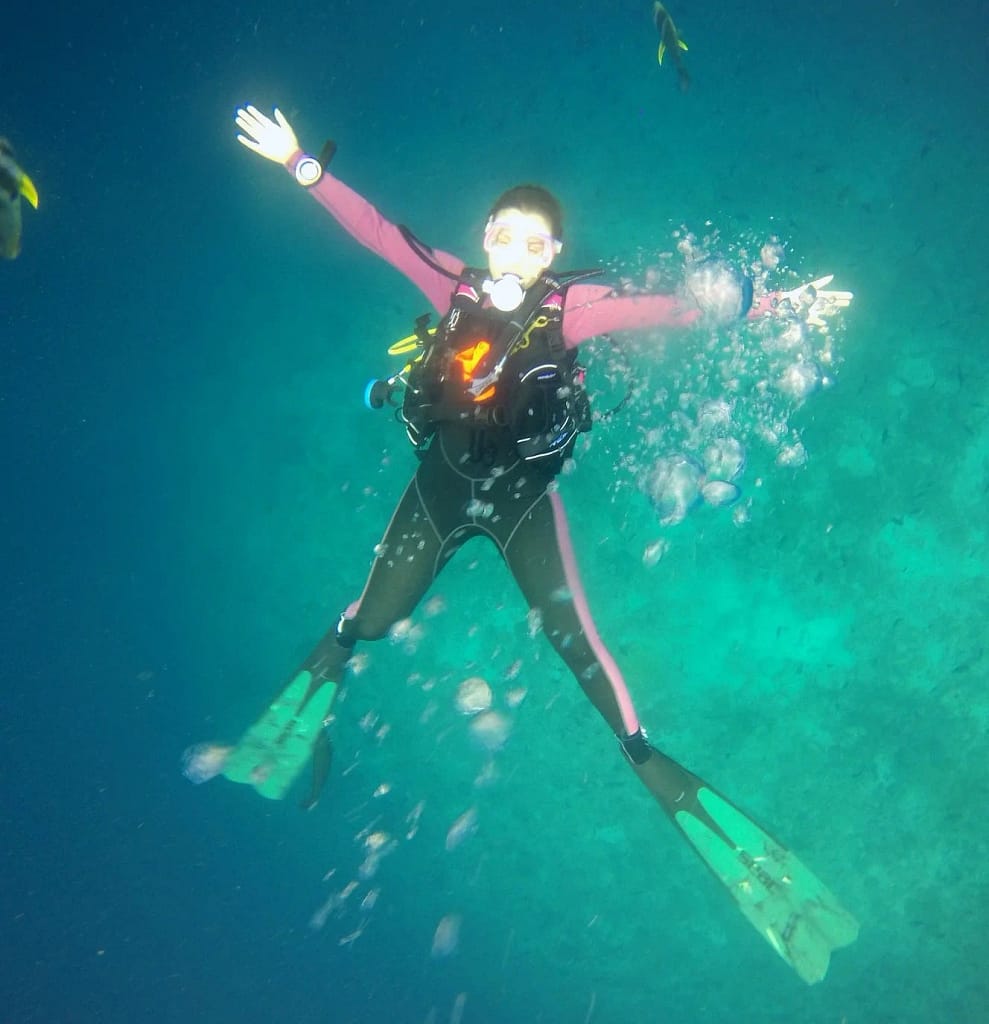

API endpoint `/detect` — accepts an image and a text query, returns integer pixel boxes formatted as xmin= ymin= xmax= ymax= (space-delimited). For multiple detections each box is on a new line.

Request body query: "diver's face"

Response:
xmin=483 ymin=208 xmax=561 ymax=288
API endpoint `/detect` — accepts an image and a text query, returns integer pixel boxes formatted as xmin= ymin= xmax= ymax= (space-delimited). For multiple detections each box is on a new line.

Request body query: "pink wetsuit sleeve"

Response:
xmin=561 ymin=283 xmax=702 ymax=348
xmin=285 ymin=151 xmax=464 ymax=315
xmin=750 ymin=293 xmax=776 ymax=317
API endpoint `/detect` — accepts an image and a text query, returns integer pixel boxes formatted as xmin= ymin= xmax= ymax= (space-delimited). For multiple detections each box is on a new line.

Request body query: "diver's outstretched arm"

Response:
xmin=232 ymin=103 xmax=462 ymax=313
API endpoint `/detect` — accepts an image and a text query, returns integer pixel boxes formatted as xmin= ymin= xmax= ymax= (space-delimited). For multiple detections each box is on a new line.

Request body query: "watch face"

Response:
xmin=297 ymin=158 xmax=321 ymax=185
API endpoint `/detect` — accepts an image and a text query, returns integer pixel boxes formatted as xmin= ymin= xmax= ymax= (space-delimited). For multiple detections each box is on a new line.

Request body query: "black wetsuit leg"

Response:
xmin=497 ymin=485 xmax=636 ymax=738
xmin=291 ymin=470 xmax=457 ymax=808
xmin=296 ymin=472 xmax=449 ymax=682
xmin=301 ymin=438 xmax=482 ymax=673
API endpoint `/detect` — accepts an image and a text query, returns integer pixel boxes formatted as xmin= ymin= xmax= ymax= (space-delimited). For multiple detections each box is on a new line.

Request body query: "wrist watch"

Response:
xmin=294 ymin=156 xmax=323 ymax=187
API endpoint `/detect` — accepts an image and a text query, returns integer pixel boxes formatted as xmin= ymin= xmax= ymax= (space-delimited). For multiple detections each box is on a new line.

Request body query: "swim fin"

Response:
xmin=222 ymin=671 xmax=337 ymax=800
xmin=641 ymin=746 xmax=859 ymax=984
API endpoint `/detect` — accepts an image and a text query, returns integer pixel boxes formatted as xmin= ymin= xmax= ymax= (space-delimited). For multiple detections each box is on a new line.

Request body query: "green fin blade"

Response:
xmin=675 ymin=787 xmax=859 ymax=984
xmin=222 ymin=672 xmax=338 ymax=800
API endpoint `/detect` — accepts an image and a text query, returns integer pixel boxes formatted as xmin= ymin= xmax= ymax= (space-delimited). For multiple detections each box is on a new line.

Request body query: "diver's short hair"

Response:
xmin=488 ymin=185 xmax=564 ymax=241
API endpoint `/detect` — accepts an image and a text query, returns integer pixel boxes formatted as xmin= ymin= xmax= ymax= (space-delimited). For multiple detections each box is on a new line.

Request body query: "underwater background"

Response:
xmin=2 ymin=1 xmax=987 ymax=1021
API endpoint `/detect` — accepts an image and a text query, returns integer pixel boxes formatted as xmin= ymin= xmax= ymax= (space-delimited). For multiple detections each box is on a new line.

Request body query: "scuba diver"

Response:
xmin=193 ymin=103 xmax=858 ymax=983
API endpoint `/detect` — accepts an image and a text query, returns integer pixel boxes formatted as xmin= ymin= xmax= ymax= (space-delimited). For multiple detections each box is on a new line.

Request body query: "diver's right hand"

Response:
xmin=235 ymin=105 xmax=300 ymax=164
xmin=778 ymin=275 xmax=854 ymax=329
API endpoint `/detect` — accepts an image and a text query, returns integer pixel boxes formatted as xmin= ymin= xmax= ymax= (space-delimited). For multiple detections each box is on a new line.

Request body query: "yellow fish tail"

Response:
xmin=19 ymin=172 xmax=39 ymax=210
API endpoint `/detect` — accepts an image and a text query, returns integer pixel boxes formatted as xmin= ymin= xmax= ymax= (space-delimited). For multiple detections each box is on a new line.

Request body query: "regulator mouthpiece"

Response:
xmin=482 ymin=274 xmax=525 ymax=312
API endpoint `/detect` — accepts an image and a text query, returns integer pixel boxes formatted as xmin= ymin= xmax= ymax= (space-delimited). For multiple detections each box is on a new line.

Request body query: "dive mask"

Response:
xmin=483 ymin=219 xmax=561 ymax=264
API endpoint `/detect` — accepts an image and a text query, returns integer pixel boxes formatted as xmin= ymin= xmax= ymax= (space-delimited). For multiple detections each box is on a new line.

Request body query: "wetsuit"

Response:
xmin=284 ymin=157 xmax=705 ymax=804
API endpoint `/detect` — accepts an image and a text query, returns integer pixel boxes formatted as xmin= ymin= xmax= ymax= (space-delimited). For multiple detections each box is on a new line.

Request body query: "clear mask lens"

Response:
xmin=483 ymin=220 xmax=558 ymax=263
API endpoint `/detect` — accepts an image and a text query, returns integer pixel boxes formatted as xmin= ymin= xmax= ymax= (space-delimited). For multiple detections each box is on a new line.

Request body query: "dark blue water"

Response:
xmin=3 ymin=2 xmax=988 ymax=1021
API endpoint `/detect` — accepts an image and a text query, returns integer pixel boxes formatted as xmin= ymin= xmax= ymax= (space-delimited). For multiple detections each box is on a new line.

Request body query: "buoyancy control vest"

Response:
xmin=400 ymin=267 xmax=601 ymax=469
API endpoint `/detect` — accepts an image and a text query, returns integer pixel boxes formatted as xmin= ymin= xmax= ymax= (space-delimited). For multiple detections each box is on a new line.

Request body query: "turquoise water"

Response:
xmin=3 ymin=2 xmax=987 ymax=1021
